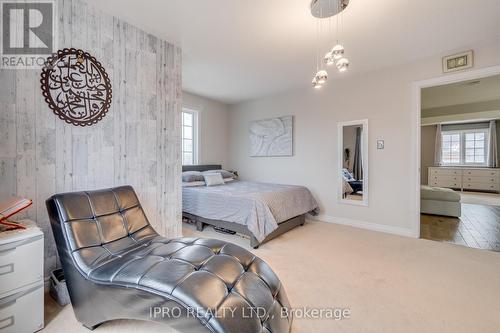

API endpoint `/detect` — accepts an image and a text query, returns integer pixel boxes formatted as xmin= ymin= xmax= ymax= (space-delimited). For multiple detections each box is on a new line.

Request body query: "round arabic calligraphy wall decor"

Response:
xmin=40 ymin=48 xmax=112 ymax=126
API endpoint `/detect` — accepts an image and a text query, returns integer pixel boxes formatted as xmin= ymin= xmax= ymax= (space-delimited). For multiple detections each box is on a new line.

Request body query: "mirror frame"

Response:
xmin=338 ymin=119 xmax=369 ymax=206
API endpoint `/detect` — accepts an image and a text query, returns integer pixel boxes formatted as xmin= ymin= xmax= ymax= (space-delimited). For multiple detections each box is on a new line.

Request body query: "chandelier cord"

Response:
xmin=316 ymin=9 xmax=320 ymax=72
xmin=336 ymin=0 xmax=340 ymax=44
xmin=340 ymin=1 xmax=344 ymax=45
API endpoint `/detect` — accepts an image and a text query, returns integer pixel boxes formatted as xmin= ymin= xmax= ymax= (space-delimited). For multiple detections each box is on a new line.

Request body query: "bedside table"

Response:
xmin=0 ymin=220 xmax=44 ymax=332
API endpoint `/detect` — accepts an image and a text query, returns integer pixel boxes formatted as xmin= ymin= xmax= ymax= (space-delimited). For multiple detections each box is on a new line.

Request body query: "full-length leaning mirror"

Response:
xmin=339 ymin=119 xmax=369 ymax=206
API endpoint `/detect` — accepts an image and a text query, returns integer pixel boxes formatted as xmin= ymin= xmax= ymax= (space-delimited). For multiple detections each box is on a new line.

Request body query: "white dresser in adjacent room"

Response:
xmin=428 ymin=167 xmax=500 ymax=192
xmin=0 ymin=220 xmax=44 ymax=333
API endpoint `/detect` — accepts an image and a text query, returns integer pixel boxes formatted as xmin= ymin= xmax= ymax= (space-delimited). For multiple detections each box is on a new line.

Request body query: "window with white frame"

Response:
xmin=441 ymin=128 xmax=489 ymax=166
xmin=182 ymin=109 xmax=198 ymax=165
xmin=441 ymin=132 xmax=461 ymax=165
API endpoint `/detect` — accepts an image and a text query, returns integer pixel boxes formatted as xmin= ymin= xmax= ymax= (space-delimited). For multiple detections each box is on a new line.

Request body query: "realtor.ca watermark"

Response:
xmin=0 ymin=0 xmax=57 ymax=69
xmin=150 ymin=306 xmax=351 ymax=321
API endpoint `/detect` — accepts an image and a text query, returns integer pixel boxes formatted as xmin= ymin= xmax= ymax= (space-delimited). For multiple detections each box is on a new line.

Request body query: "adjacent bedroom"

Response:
xmin=420 ymin=74 xmax=500 ymax=252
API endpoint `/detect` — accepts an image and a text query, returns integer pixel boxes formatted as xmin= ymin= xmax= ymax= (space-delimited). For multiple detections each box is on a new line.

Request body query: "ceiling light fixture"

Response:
xmin=331 ymin=44 xmax=345 ymax=60
xmin=316 ymin=70 xmax=328 ymax=84
xmin=312 ymin=77 xmax=322 ymax=89
xmin=336 ymin=57 xmax=349 ymax=72
xmin=311 ymin=0 xmax=350 ymax=88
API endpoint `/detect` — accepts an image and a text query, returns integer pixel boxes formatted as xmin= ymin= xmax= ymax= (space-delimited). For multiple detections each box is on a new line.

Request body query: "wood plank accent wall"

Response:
xmin=0 ymin=0 xmax=182 ymax=277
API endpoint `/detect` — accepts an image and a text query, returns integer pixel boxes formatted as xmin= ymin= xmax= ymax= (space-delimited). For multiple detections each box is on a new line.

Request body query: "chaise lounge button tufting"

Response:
xmin=46 ymin=185 xmax=292 ymax=333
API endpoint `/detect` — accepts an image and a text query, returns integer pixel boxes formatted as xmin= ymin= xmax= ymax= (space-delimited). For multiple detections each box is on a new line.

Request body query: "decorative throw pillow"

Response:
xmin=204 ymin=169 xmax=236 ymax=179
xmin=182 ymin=171 xmax=204 ymax=182
xmin=342 ymin=168 xmax=355 ymax=181
xmin=203 ymin=173 xmax=225 ymax=186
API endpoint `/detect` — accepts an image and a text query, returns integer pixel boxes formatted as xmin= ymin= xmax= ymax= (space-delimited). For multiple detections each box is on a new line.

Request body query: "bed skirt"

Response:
xmin=183 ymin=212 xmax=305 ymax=248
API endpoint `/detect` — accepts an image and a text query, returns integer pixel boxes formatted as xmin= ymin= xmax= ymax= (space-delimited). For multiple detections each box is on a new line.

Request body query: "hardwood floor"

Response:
xmin=421 ymin=203 xmax=500 ymax=252
xmin=346 ymin=193 xmax=363 ymax=201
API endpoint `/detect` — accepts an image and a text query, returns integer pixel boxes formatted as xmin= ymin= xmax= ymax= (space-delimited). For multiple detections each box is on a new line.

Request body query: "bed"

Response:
xmin=182 ymin=165 xmax=319 ymax=248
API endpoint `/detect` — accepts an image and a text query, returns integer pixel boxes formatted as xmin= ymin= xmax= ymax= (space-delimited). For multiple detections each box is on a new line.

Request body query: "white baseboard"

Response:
xmin=308 ymin=214 xmax=415 ymax=238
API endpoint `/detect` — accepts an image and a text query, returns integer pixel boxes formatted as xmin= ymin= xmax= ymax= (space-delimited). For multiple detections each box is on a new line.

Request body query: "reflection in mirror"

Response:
xmin=339 ymin=120 xmax=368 ymax=206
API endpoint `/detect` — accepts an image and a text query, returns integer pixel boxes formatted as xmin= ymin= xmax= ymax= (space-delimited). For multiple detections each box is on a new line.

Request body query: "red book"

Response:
xmin=0 ymin=197 xmax=32 ymax=220
xmin=0 ymin=197 xmax=32 ymax=230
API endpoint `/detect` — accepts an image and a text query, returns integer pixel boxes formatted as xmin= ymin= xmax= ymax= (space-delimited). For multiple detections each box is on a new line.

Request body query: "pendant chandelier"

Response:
xmin=311 ymin=0 xmax=350 ymax=88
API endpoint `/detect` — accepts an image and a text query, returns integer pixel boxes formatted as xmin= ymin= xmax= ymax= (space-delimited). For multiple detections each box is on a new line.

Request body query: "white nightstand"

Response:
xmin=0 ymin=220 xmax=44 ymax=332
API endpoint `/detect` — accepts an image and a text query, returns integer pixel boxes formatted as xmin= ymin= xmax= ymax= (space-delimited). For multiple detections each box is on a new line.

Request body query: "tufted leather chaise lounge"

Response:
xmin=46 ymin=186 xmax=292 ymax=333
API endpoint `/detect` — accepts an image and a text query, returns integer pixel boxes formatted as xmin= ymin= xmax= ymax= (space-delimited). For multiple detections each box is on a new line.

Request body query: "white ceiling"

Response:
xmin=84 ymin=0 xmax=500 ymax=104
xmin=422 ymin=74 xmax=500 ymax=109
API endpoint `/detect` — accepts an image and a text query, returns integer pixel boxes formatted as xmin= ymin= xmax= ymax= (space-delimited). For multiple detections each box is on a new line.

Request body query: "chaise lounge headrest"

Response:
xmin=46 ymin=186 xmax=158 ymax=274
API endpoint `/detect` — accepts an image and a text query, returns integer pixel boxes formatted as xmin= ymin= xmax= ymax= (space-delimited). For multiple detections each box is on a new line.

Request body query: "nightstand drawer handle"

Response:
xmin=0 ymin=316 xmax=14 ymax=330
xmin=0 ymin=263 xmax=14 ymax=276
xmin=0 ymin=284 xmax=41 ymax=309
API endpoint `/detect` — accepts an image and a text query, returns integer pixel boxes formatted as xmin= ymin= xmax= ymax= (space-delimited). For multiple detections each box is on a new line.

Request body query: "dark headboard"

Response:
xmin=182 ymin=165 xmax=222 ymax=172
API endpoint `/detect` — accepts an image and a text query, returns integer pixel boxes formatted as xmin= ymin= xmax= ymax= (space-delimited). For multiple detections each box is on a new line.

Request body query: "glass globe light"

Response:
xmin=315 ymin=70 xmax=328 ymax=84
xmin=336 ymin=58 xmax=349 ymax=72
xmin=331 ymin=44 xmax=345 ymax=60
xmin=312 ymin=76 xmax=322 ymax=89
xmin=324 ymin=51 xmax=335 ymax=66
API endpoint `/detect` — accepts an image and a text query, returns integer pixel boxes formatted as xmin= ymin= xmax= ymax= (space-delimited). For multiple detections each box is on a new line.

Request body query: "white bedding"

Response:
xmin=182 ymin=180 xmax=319 ymax=242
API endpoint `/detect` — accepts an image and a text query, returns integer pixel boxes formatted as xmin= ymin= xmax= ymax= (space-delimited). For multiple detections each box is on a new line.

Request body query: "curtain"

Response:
xmin=434 ymin=124 xmax=442 ymax=166
xmin=353 ymin=127 xmax=363 ymax=180
xmin=488 ymin=120 xmax=498 ymax=167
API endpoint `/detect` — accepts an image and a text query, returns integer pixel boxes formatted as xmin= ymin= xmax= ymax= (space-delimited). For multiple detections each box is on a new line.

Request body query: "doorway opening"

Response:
xmin=415 ymin=67 xmax=500 ymax=252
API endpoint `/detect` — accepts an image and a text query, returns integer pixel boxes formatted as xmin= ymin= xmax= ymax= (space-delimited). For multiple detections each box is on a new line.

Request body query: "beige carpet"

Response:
xmin=460 ymin=191 xmax=500 ymax=206
xmin=42 ymin=220 xmax=500 ymax=333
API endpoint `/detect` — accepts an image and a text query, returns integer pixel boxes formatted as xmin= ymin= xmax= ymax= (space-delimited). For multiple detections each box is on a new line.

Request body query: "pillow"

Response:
xmin=203 ymin=169 xmax=236 ymax=179
xmin=223 ymin=177 xmax=235 ymax=183
xmin=203 ymin=173 xmax=225 ymax=186
xmin=182 ymin=181 xmax=206 ymax=187
xmin=342 ymin=168 xmax=355 ymax=181
xmin=182 ymin=171 xmax=204 ymax=182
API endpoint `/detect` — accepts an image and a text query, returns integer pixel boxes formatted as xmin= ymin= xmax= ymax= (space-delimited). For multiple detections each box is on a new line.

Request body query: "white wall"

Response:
xmin=183 ymin=91 xmax=230 ymax=167
xmin=227 ymin=43 xmax=500 ymax=236
xmin=421 ymin=125 xmax=437 ymax=185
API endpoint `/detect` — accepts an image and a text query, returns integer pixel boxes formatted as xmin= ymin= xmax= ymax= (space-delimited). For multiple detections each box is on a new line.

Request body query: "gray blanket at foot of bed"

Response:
xmin=182 ymin=180 xmax=319 ymax=242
